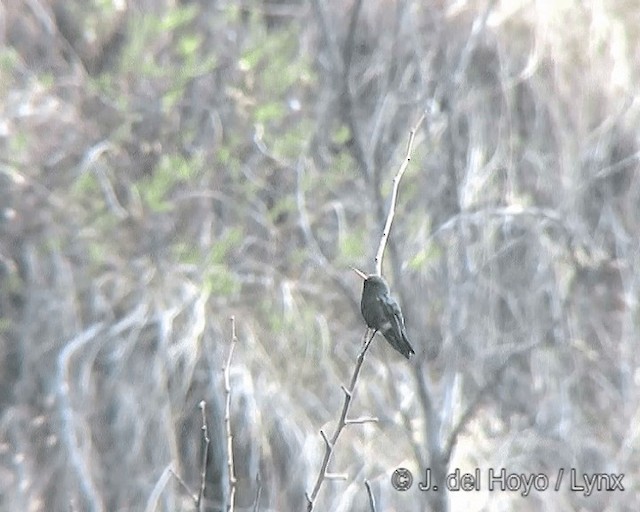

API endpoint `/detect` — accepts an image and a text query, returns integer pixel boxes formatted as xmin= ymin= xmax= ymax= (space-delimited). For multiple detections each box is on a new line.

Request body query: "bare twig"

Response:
xmin=305 ymin=330 xmax=376 ymax=511
xmin=224 ymin=316 xmax=238 ymax=512
xmin=364 ymin=480 xmax=377 ymax=512
xmin=169 ymin=468 xmax=195 ymax=501
xmin=252 ymin=474 xmax=262 ymax=512
xmin=144 ymin=464 xmax=173 ymax=512
xmin=196 ymin=401 xmax=210 ymax=511
xmin=374 ymin=112 xmax=427 ymax=275
xmin=344 ymin=416 xmax=379 ymax=425
xmin=167 ymin=401 xmax=214 ymax=510
xmin=306 ymin=113 xmax=425 ymax=509
xmin=324 ymin=472 xmax=349 ymax=481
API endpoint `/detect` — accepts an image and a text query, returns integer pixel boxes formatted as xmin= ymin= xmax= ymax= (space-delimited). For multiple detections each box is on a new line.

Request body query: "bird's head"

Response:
xmin=351 ymin=267 xmax=390 ymax=293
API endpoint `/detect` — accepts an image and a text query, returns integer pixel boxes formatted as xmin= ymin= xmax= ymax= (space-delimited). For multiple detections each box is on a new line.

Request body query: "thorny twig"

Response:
xmin=167 ymin=400 xmax=212 ymax=511
xmin=305 ymin=330 xmax=378 ymax=511
xmin=224 ymin=316 xmax=238 ymax=512
xmin=305 ymin=113 xmax=426 ymax=509
xmin=197 ymin=401 xmax=210 ymax=511
xmin=374 ymin=112 xmax=427 ymax=275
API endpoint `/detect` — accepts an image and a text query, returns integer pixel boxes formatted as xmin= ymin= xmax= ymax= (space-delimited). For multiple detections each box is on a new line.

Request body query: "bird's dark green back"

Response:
xmin=359 ymin=275 xmax=414 ymax=359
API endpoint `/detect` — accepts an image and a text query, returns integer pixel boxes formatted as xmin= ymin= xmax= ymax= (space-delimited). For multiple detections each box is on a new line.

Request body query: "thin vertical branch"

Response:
xmin=196 ymin=401 xmax=210 ymax=511
xmin=374 ymin=112 xmax=427 ymax=275
xmin=364 ymin=480 xmax=377 ymax=512
xmin=305 ymin=330 xmax=378 ymax=511
xmin=224 ymin=316 xmax=238 ymax=512
xmin=305 ymin=113 xmax=426 ymax=510
xmin=252 ymin=474 xmax=262 ymax=512
xmin=168 ymin=400 xmax=212 ymax=511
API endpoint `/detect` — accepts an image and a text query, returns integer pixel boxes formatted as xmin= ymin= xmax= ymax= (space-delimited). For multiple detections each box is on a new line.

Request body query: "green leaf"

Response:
xmin=160 ymin=5 xmax=198 ymax=31
xmin=254 ymin=102 xmax=286 ymax=123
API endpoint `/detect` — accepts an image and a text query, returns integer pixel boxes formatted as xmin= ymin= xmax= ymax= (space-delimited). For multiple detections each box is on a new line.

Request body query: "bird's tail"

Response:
xmin=383 ymin=328 xmax=415 ymax=359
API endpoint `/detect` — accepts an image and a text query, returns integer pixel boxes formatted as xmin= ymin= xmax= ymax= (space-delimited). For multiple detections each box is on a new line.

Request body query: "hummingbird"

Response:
xmin=352 ymin=268 xmax=415 ymax=359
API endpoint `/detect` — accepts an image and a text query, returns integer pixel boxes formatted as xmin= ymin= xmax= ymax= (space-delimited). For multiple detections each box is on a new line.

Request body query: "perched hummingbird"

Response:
xmin=352 ymin=268 xmax=415 ymax=359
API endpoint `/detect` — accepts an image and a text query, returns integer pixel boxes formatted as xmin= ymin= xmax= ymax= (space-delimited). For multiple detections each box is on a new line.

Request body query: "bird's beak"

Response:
xmin=350 ymin=266 xmax=368 ymax=280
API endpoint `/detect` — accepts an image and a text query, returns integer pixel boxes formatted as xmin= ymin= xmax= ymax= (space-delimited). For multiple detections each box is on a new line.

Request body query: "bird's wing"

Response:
xmin=378 ymin=294 xmax=405 ymax=330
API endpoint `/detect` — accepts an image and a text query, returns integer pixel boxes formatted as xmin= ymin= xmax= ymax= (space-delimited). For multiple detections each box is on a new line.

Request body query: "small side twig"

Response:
xmin=305 ymin=330 xmax=377 ymax=511
xmin=374 ymin=112 xmax=427 ymax=275
xmin=223 ymin=316 xmax=238 ymax=512
xmin=344 ymin=416 xmax=379 ymax=425
xmin=169 ymin=468 xmax=195 ymax=502
xmin=144 ymin=464 xmax=173 ymax=512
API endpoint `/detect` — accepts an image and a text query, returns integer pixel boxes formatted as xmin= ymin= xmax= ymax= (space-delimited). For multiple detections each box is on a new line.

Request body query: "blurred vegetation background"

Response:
xmin=1 ymin=0 xmax=640 ymax=511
